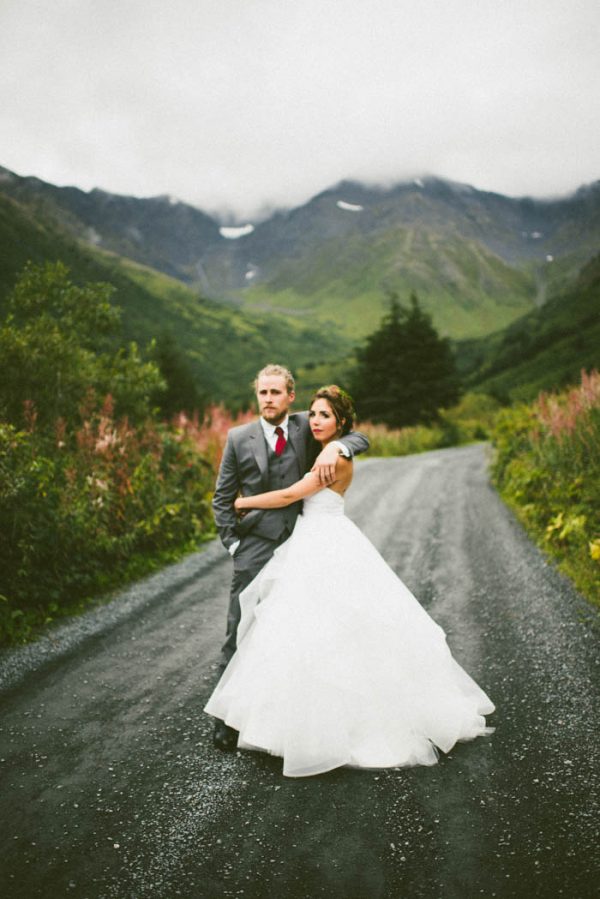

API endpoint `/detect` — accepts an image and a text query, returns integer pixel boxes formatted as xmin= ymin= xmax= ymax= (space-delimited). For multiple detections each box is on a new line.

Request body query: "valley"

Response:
xmin=1 ymin=165 xmax=599 ymax=405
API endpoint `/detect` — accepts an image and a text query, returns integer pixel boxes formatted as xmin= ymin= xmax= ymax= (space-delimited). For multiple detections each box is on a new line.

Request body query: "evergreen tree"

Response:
xmin=351 ymin=292 xmax=461 ymax=427
xmin=151 ymin=331 xmax=204 ymax=418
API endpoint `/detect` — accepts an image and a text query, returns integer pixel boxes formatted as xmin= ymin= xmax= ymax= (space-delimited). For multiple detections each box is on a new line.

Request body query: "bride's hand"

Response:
xmin=312 ymin=442 xmax=340 ymax=486
xmin=234 ymin=496 xmax=246 ymax=515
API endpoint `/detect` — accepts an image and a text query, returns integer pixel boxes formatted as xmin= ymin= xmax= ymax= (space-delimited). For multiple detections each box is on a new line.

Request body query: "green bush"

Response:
xmin=361 ymin=392 xmax=501 ymax=457
xmin=490 ymin=371 xmax=600 ymax=605
xmin=0 ymin=261 xmax=163 ymax=430
xmin=0 ymin=263 xmax=224 ymax=646
xmin=0 ymin=410 xmax=216 ymax=645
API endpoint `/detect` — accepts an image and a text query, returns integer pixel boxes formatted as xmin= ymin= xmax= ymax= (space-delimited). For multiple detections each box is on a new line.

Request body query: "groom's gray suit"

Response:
xmin=212 ymin=412 xmax=369 ymax=670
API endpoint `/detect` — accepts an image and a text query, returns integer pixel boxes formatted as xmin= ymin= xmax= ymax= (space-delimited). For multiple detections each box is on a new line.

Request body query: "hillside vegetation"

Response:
xmin=491 ymin=370 xmax=600 ymax=604
xmin=0 ymin=192 xmax=348 ymax=408
xmin=207 ymin=177 xmax=600 ymax=340
xmin=241 ymin=227 xmax=536 ymax=339
xmin=457 ymin=252 xmax=600 ymax=401
xmin=0 ymin=165 xmax=221 ymax=280
xmin=4 ymin=165 xmax=600 ymax=346
xmin=0 ymin=263 xmax=261 ymax=645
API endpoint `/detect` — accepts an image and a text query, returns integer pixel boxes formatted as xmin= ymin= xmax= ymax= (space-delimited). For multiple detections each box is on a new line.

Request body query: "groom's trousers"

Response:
xmin=219 ymin=528 xmax=291 ymax=672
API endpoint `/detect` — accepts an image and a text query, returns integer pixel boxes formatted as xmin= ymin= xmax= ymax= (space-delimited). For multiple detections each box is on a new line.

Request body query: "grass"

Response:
xmin=359 ymin=392 xmax=501 ymax=456
xmin=241 ymin=226 xmax=537 ymax=340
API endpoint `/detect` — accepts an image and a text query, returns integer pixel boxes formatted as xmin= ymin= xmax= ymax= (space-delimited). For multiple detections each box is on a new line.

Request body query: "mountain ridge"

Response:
xmin=0 ymin=187 xmax=348 ymax=407
xmin=3 ymin=164 xmax=598 ymax=279
xmin=1 ymin=162 xmax=599 ymax=406
xmin=8 ymin=162 xmax=598 ymax=340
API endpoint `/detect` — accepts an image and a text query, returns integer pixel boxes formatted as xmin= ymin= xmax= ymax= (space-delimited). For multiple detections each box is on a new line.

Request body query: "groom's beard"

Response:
xmin=261 ymin=408 xmax=288 ymax=425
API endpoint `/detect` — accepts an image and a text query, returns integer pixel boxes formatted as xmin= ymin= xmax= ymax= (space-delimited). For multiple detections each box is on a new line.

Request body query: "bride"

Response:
xmin=204 ymin=386 xmax=495 ymax=777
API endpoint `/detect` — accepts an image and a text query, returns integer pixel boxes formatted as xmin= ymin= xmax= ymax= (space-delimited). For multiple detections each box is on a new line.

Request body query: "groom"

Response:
xmin=211 ymin=363 xmax=369 ymax=750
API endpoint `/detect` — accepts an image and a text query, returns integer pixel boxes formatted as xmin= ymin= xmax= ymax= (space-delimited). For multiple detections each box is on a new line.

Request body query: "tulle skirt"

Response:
xmin=205 ymin=493 xmax=495 ymax=777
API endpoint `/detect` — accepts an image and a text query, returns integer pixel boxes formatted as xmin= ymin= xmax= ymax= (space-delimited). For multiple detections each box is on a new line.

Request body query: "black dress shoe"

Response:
xmin=213 ymin=719 xmax=238 ymax=751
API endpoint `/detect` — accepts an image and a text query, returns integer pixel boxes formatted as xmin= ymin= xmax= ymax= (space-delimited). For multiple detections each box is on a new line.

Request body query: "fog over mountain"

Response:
xmin=1 ymin=0 xmax=599 ymax=218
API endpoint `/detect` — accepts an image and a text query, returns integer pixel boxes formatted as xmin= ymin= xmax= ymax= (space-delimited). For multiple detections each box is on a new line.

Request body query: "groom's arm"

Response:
xmin=212 ymin=434 xmax=241 ymax=551
xmin=336 ymin=430 xmax=369 ymax=458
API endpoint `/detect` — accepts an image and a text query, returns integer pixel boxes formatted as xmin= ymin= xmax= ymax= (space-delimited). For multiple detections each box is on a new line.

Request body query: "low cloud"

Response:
xmin=1 ymin=0 xmax=598 ymax=218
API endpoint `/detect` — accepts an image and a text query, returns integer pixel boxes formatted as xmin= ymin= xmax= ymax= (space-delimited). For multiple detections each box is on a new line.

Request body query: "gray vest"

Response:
xmin=252 ymin=439 xmax=302 ymax=541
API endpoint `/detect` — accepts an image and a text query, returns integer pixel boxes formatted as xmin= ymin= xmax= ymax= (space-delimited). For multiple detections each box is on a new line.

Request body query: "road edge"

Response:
xmin=0 ymin=538 xmax=225 ymax=695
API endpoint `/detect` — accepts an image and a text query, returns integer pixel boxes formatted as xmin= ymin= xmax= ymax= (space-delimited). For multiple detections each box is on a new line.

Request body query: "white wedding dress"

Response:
xmin=204 ymin=486 xmax=495 ymax=777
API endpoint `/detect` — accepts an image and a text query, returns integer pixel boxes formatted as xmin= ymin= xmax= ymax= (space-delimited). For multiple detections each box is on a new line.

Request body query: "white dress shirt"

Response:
xmin=260 ymin=414 xmax=289 ymax=452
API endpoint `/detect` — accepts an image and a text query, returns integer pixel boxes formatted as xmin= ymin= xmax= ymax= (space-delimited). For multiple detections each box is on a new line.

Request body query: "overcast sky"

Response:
xmin=1 ymin=0 xmax=599 ymax=220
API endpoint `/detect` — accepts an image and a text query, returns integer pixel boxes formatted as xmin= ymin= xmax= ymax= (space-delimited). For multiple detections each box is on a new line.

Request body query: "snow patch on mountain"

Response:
xmin=220 ymin=224 xmax=255 ymax=239
xmin=336 ymin=200 xmax=363 ymax=212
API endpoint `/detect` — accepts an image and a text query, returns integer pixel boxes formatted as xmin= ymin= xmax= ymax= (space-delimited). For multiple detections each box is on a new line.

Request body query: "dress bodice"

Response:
xmin=302 ymin=487 xmax=345 ymax=518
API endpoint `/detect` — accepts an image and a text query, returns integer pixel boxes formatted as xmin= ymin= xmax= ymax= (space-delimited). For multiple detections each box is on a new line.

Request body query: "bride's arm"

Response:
xmin=235 ymin=459 xmax=351 ymax=511
xmin=235 ymin=471 xmax=322 ymax=511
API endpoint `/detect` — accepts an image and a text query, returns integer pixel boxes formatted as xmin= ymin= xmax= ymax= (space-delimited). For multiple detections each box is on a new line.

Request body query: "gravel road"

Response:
xmin=1 ymin=444 xmax=599 ymax=899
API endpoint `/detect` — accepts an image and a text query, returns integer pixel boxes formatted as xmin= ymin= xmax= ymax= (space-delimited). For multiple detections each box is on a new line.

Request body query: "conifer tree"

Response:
xmin=151 ymin=331 xmax=204 ymax=418
xmin=351 ymin=292 xmax=461 ymax=427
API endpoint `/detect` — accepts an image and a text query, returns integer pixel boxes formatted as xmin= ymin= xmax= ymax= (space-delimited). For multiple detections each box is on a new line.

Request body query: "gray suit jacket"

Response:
xmin=212 ymin=412 xmax=369 ymax=553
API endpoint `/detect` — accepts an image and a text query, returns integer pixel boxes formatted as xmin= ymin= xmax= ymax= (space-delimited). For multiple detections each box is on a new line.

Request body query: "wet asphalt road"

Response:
xmin=1 ymin=444 xmax=599 ymax=899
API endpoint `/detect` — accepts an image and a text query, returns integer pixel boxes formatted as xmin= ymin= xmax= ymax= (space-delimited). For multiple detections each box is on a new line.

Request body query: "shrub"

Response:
xmin=359 ymin=392 xmax=501 ymax=456
xmin=491 ymin=370 xmax=600 ymax=604
xmin=0 ymin=401 xmax=252 ymax=645
xmin=0 ymin=261 xmax=257 ymax=645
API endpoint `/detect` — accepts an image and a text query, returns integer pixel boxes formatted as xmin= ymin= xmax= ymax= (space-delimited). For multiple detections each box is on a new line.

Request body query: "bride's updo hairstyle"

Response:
xmin=310 ymin=385 xmax=355 ymax=436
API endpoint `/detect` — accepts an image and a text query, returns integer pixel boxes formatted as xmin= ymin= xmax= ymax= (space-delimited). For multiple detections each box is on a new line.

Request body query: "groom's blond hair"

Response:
xmin=253 ymin=364 xmax=295 ymax=395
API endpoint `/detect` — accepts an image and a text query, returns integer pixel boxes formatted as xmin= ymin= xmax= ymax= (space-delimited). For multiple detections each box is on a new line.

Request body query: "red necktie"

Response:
xmin=274 ymin=426 xmax=286 ymax=456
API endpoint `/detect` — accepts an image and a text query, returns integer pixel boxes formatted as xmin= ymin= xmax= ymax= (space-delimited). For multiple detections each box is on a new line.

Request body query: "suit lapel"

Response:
xmin=249 ymin=420 xmax=269 ymax=486
xmin=288 ymin=416 xmax=307 ymax=474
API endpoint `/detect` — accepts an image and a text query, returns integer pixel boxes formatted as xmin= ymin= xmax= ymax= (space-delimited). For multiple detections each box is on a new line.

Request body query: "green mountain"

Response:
xmin=201 ymin=177 xmax=600 ymax=340
xmin=0 ymin=191 xmax=348 ymax=408
xmin=237 ymin=226 xmax=536 ymax=339
xmin=0 ymin=165 xmax=220 ymax=282
xmin=2 ymin=164 xmax=600 ymax=407
xmin=4 ymin=165 xmax=600 ymax=344
xmin=455 ymin=252 xmax=600 ymax=401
